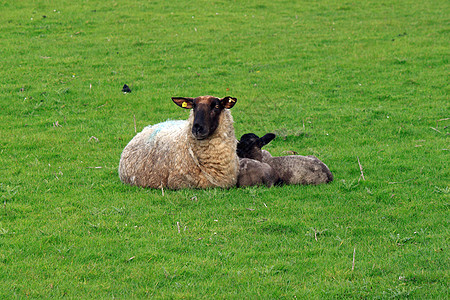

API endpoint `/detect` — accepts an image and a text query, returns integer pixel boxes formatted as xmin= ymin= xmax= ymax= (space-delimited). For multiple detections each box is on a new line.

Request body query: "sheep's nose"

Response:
xmin=192 ymin=123 xmax=202 ymax=133
xmin=192 ymin=123 xmax=208 ymax=139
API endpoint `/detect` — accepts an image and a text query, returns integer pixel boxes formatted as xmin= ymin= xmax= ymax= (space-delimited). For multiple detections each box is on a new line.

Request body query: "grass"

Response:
xmin=1 ymin=0 xmax=448 ymax=298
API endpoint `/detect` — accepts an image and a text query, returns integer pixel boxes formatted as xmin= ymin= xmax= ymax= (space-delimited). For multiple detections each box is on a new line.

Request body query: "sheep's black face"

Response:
xmin=191 ymin=97 xmax=222 ymax=140
xmin=237 ymin=133 xmax=276 ymax=161
xmin=237 ymin=133 xmax=262 ymax=159
xmin=172 ymin=96 xmax=237 ymax=140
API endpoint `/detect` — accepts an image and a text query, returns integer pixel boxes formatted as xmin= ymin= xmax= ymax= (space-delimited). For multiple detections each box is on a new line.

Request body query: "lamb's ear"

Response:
xmin=172 ymin=97 xmax=194 ymax=109
xmin=220 ymin=96 xmax=237 ymax=109
xmin=258 ymin=133 xmax=276 ymax=148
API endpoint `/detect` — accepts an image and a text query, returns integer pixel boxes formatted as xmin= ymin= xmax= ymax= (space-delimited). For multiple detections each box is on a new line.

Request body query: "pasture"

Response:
xmin=1 ymin=0 xmax=448 ymax=298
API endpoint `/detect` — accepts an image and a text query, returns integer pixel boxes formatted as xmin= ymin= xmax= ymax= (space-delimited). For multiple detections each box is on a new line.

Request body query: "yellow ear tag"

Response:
xmin=229 ymin=98 xmax=236 ymax=103
xmin=182 ymin=102 xmax=188 ymax=108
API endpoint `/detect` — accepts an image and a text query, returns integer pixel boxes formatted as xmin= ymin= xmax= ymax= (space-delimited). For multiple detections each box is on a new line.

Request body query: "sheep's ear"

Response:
xmin=221 ymin=96 xmax=237 ymax=109
xmin=172 ymin=97 xmax=194 ymax=109
xmin=258 ymin=133 xmax=276 ymax=148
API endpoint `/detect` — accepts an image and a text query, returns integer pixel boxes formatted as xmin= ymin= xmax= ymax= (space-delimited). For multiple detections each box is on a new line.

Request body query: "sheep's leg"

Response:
xmin=167 ymin=174 xmax=195 ymax=190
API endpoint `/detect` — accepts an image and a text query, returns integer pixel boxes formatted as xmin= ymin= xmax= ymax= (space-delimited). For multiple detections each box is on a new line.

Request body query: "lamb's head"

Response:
xmin=172 ymin=96 xmax=237 ymax=140
xmin=237 ymin=133 xmax=275 ymax=161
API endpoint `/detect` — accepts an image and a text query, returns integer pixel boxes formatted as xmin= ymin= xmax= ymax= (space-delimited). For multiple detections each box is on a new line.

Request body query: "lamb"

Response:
xmin=236 ymin=133 xmax=279 ymax=188
xmin=237 ymin=133 xmax=333 ymax=185
xmin=118 ymin=96 xmax=240 ymax=189
xmin=237 ymin=158 xmax=279 ymax=188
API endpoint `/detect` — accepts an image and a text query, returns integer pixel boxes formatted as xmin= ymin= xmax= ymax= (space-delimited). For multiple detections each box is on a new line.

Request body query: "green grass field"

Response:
xmin=1 ymin=0 xmax=448 ymax=298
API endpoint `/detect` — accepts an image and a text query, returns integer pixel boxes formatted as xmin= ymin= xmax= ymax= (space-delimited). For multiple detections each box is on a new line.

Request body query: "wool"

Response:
xmin=237 ymin=158 xmax=278 ymax=187
xmin=119 ymin=110 xmax=239 ymax=189
xmin=237 ymin=133 xmax=333 ymax=186
xmin=261 ymin=150 xmax=333 ymax=185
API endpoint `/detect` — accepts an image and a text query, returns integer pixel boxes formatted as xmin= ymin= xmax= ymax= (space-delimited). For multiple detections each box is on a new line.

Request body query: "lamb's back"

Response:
xmin=264 ymin=155 xmax=333 ymax=185
xmin=237 ymin=158 xmax=278 ymax=187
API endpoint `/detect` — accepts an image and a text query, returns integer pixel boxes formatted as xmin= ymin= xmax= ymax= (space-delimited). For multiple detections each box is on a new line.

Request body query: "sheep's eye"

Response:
xmin=215 ymin=105 xmax=220 ymax=109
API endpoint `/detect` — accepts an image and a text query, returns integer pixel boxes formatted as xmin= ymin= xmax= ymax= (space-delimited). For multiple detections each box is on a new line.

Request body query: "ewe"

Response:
xmin=119 ymin=96 xmax=239 ymax=189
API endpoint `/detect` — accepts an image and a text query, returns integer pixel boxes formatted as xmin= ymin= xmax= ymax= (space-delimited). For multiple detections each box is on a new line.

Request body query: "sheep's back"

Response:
xmin=267 ymin=156 xmax=333 ymax=185
xmin=118 ymin=120 xmax=188 ymax=188
xmin=237 ymin=158 xmax=277 ymax=187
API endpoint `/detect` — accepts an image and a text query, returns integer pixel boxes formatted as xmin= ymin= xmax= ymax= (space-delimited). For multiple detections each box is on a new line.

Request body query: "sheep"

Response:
xmin=118 ymin=96 xmax=240 ymax=189
xmin=237 ymin=133 xmax=276 ymax=162
xmin=237 ymin=158 xmax=279 ymax=188
xmin=236 ymin=132 xmax=279 ymax=188
xmin=237 ymin=133 xmax=333 ymax=185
